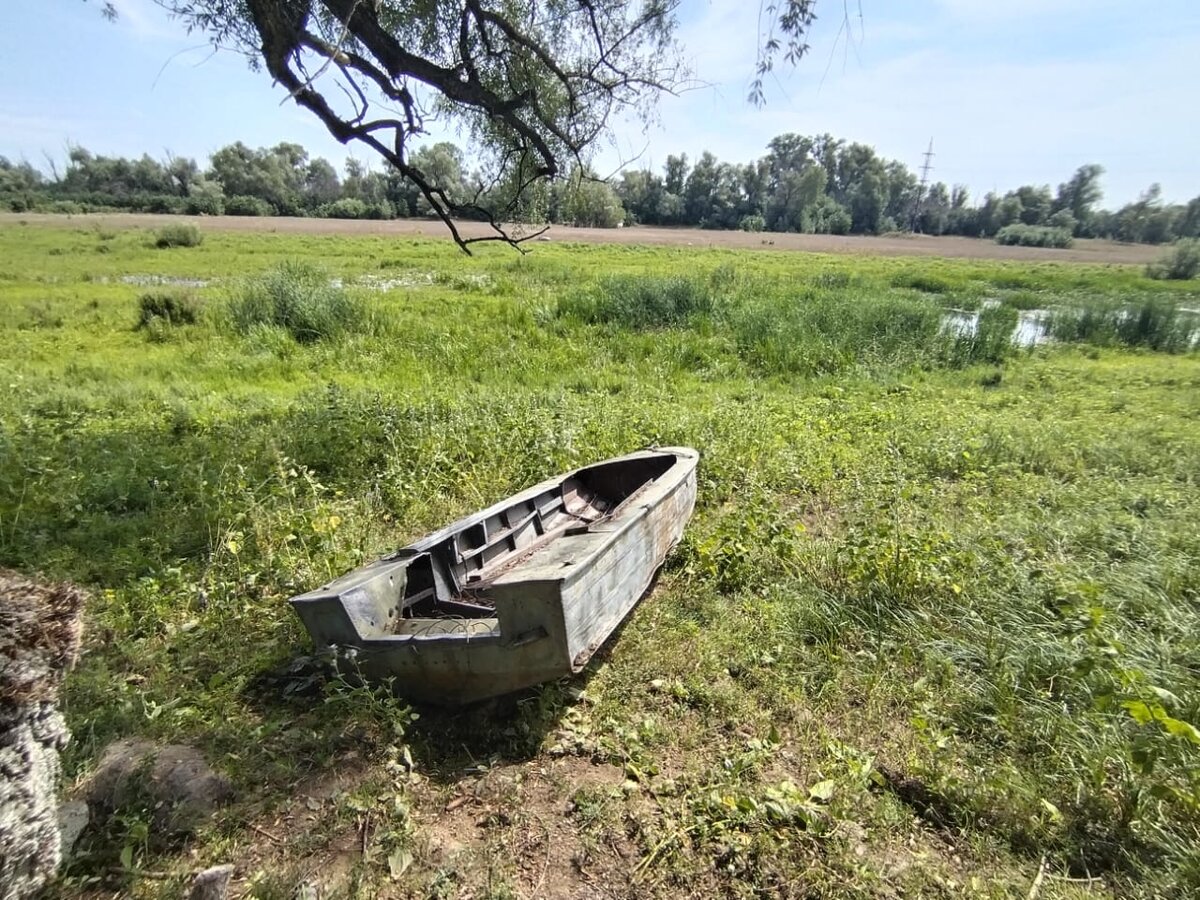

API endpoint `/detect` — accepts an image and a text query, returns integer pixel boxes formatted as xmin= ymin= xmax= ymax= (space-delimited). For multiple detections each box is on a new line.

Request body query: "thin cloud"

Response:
xmin=601 ymin=2 xmax=1199 ymax=206
xmin=106 ymin=0 xmax=181 ymax=42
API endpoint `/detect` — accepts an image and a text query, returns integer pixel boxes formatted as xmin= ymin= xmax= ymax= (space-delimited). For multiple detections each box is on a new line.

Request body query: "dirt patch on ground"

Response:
xmin=414 ymin=757 xmax=633 ymax=899
xmin=2 ymin=212 xmax=1162 ymax=265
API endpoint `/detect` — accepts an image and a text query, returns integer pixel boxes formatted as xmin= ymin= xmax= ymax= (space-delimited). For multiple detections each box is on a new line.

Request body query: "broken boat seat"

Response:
xmin=394 ymin=617 xmax=500 ymax=638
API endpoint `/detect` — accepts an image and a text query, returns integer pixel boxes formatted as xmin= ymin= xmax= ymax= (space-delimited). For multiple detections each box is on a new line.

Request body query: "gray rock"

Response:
xmin=86 ymin=738 xmax=233 ymax=836
xmin=57 ymin=799 xmax=90 ymax=857
xmin=187 ymin=864 xmax=235 ymax=900
xmin=0 ymin=570 xmax=85 ymax=899
xmin=1 ymin=706 xmax=70 ymax=899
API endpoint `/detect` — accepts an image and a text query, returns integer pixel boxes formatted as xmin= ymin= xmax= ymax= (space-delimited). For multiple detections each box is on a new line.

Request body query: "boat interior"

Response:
xmin=392 ymin=453 xmax=678 ymax=629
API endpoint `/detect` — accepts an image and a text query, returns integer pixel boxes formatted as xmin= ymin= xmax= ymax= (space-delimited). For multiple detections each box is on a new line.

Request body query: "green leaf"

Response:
xmin=1160 ymin=715 xmax=1200 ymax=746
xmin=387 ymin=848 xmax=413 ymax=879
xmin=1039 ymin=798 xmax=1063 ymax=824
xmin=1121 ymin=699 xmax=1155 ymax=725
xmin=808 ymin=779 xmax=836 ymax=802
xmin=119 ymin=845 xmax=134 ymax=871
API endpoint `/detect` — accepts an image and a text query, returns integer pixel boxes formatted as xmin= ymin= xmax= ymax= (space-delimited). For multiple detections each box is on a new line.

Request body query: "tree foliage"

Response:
xmin=156 ymin=0 xmax=687 ymax=250
xmin=118 ymin=0 xmax=840 ymax=251
xmin=5 ymin=131 xmax=1197 ymax=247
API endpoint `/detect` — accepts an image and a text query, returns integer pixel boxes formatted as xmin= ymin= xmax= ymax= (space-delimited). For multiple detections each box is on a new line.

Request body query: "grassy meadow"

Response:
xmin=2 ymin=220 xmax=1199 ymax=899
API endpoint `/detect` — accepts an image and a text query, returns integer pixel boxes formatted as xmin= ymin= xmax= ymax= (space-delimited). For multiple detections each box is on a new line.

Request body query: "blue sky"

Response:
xmin=2 ymin=1 xmax=1196 ymax=207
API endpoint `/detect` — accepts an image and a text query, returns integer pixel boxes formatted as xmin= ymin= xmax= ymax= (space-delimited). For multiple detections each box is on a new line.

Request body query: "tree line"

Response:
xmin=1 ymin=134 xmax=1196 ymax=246
xmin=614 ymin=137 xmax=1199 ymax=245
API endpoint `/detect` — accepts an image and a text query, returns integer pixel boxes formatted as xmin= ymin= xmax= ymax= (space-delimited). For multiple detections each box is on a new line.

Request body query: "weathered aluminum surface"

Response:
xmin=289 ymin=447 xmax=699 ymax=705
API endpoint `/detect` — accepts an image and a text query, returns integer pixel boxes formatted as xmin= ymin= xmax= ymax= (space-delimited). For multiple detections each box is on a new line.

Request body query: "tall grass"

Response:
xmin=558 ymin=273 xmax=716 ymax=328
xmin=136 ymin=290 xmax=204 ymax=328
xmin=943 ymin=304 xmax=1019 ymax=367
xmin=227 ymin=260 xmax=373 ymax=343
xmin=6 ymin=223 xmax=1200 ymax=896
xmin=153 ymin=224 xmax=203 ymax=248
xmin=729 ymin=289 xmax=944 ymax=375
xmin=559 ymin=272 xmax=1025 ymax=375
xmin=1048 ymin=295 xmax=1200 ymax=352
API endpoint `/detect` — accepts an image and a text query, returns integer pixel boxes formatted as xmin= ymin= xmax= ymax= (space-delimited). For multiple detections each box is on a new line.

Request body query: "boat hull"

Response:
xmin=290 ymin=448 xmax=698 ymax=705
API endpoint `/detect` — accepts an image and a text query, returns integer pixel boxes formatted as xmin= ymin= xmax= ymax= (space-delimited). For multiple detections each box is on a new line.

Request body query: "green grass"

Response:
xmin=2 ymin=221 xmax=1199 ymax=898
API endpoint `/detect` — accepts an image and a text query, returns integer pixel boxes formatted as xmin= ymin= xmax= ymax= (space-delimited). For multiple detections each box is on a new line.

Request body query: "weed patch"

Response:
xmin=558 ymin=273 xmax=716 ymax=328
xmin=227 ymin=260 xmax=373 ymax=342
xmin=136 ymin=290 xmax=204 ymax=328
xmin=153 ymin=224 xmax=203 ymax=249
xmin=1048 ymin=295 xmax=1200 ymax=351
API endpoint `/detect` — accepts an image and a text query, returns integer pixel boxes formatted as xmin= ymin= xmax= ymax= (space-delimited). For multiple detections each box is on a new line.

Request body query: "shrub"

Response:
xmin=1048 ymin=209 xmax=1078 ymax=233
xmin=44 ymin=200 xmax=85 ymax=215
xmin=224 ymin=195 xmax=274 ymax=217
xmin=153 ymin=224 xmax=203 ymax=248
xmin=185 ymin=193 xmax=225 ymax=216
xmin=738 ymin=214 xmax=766 ymax=233
xmin=137 ymin=291 xmax=204 ymax=328
xmin=365 ymin=201 xmax=395 ymax=220
xmin=143 ymin=195 xmax=186 ymax=215
xmin=995 ymin=224 xmax=1074 ymax=249
xmin=558 ymin=274 xmax=714 ymax=329
xmin=319 ymin=198 xmax=370 ymax=219
xmin=825 ymin=206 xmax=852 ymax=235
xmin=1146 ymin=239 xmax=1200 ymax=281
xmin=228 ymin=261 xmax=368 ymax=343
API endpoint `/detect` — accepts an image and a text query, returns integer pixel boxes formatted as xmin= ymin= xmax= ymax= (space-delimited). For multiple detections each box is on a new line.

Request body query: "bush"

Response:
xmin=825 ymin=206 xmax=852 ymax=236
xmin=143 ymin=195 xmax=186 ymax=215
xmin=317 ymin=198 xmax=370 ymax=219
xmin=558 ymin=275 xmax=715 ymax=329
xmin=44 ymin=200 xmax=85 ymax=215
xmin=1146 ymin=239 xmax=1200 ymax=281
xmin=154 ymin=224 xmax=203 ymax=248
xmin=185 ymin=194 xmax=225 ymax=216
xmin=225 ymin=195 xmax=274 ymax=217
xmin=228 ymin=261 xmax=368 ymax=343
xmin=365 ymin=201 xmax=395 ymax=220
xmin=995 ymin=224 xmax=1074 ymax=249
xmin=137 ymin=291 xmax=204 ymax=328
xmin=1047 ymin=209 xmax=1078 ymax=234
xmin=738 ymin=214 xmax=766 ymax=233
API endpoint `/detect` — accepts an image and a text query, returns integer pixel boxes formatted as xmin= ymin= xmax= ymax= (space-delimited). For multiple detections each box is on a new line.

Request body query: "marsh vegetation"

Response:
xmin=1 ymin=221 xmax=1197 ymax=898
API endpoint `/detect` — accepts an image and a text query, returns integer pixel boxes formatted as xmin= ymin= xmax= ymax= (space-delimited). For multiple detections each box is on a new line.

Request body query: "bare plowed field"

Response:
xmin=2 ymin=211 xmax=1162 ymax=264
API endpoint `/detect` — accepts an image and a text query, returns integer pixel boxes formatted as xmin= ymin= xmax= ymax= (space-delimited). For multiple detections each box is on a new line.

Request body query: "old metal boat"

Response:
xmin=289 ymin=447 xmax=699 ymax=705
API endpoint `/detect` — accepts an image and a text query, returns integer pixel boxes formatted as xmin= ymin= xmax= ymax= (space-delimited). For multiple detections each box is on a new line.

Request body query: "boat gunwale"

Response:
xmin=325 ymin=447 xmax=699 ymax=647
xmin=389 ymin=446 xmax=698 ymax=561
